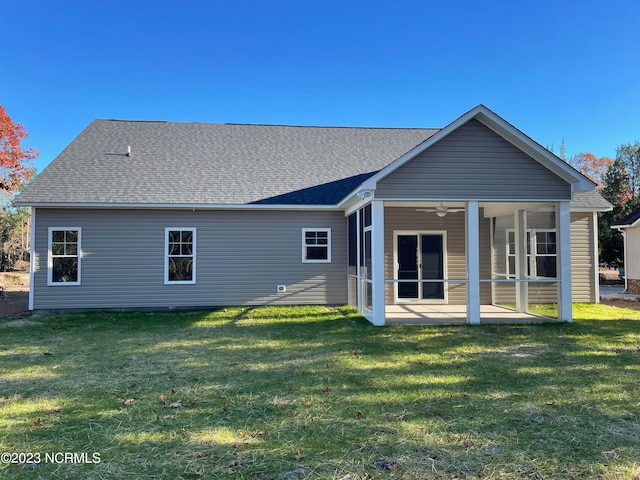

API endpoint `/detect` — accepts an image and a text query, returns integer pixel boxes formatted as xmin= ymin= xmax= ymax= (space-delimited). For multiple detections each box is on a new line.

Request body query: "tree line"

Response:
xmin=569 ymin=144 xmax=640 ymax=267
xmin=0 ymin=105 xmax=37 ymax=271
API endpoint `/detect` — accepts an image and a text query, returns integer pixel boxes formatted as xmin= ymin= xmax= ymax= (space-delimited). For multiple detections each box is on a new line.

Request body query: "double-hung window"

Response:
xmin=507 ymin=229 xmax=557 ymax=278
xmin=302 ymin=228 xmax=331 ymax=263
xmin=48 ymin=228 xmax=81 ymax=285
xmin=165 ymin=228 xmax=196 ymax=284
xmin=532 ymin=231 xmax=557 ymax=278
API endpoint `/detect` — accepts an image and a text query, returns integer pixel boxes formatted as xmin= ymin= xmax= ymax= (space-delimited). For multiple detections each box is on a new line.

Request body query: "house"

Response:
xmin=16 ymin=105 xmax=612 ymax=325
xmin=612 ymin=208 xmax=640 ymax=293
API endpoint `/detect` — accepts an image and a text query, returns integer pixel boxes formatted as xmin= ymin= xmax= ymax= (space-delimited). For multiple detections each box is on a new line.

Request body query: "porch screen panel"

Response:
xmin=347 ymin=213 xmax=358 ymax=307
xmin=348 ymin=213 xmax=357 ymax=275
xmin=421 ymin=234 xmax=444 ymax=299
xmin=364 ymin=230 xmax=372 ymax=309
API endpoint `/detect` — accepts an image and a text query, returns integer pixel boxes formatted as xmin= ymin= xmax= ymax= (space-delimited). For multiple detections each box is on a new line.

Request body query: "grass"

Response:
xmin=1 ymin=305 xmax=639 ymax=479
xmin=501 ymin=302 xmax=640 ymax=321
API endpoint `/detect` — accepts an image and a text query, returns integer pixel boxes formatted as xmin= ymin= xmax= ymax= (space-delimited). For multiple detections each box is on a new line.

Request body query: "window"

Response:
xmin=165 ymin=228 xmax=196 ymax=284
xmin=302 ymin=228 xmax=331 ymax=263
xmin=533 ymin=231 xmax=557 ymax=278
xmin=507 ymin=229 xmax=556 ymax=278
xmin=48 ymin=228 xmax=81 ymax=285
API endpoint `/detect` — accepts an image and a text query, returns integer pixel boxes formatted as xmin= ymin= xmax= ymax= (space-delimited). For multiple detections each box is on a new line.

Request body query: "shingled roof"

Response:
xmin=17 ymin=120 xmax=438 ymax=206
xmin=612 ymin=207 xmax=640 ymax=228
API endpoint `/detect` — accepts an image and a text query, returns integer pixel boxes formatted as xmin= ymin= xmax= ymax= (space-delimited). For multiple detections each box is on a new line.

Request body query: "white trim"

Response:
xmin=302 ymin=228 xmax=332 ymax=263
xmin=18 ymin=199 xmax=606 ymax=214
xmin=612 ymin=217 xmax=640 ymax=229
xmin=506 ymin=227 xmax=558 ymax=279
xmin=592 ymin=211 xmax=601 ymax=302
xmin=572 ymin=206 xmax=612 ymax=213
xmin=392 ymin=230 xmax=448 ymax=305
xmin=356 ymin=210 xmax=361 ymax=312
xmin=16 ymin=202 xmax=339 ymax=211
xmin=621 ymin=229 xmax=628 ymax=292
xmin=558 ymin=202 xmax=573 ymax=322
xmin=467 ymin=201 xmax=480 ymax=325
xmin=371 ymin=200 xmax=386 ymax=326
xmin=47 ymin=227 xmax=82 ymax=286
xmin=28 ymin=208 xmax=35 ymax=310
xmin=515 ymin=210 xmax=528 ymax=313
xmin=164 ymin=227 xmax=197 ymax=285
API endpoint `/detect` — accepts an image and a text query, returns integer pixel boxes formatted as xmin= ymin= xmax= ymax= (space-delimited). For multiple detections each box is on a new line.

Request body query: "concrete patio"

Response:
xmin=385 ymin=304 xmax=557 ymax=325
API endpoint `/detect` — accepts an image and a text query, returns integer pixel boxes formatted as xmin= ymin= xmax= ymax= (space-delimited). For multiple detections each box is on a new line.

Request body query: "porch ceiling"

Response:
xmin=382 ymin=200 xmax=558 ymax=218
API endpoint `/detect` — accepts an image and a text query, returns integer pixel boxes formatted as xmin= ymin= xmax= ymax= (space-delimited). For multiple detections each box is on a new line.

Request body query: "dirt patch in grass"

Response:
xmin=0 ymin=273 xmax=30 ymax=319
xmin=601 ymin=298 xmax=640 ymax=310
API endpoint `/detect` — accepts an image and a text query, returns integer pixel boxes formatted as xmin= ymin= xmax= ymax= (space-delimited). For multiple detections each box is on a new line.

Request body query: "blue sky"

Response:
xmin=2 ymin=0 xmax=639 ymax=173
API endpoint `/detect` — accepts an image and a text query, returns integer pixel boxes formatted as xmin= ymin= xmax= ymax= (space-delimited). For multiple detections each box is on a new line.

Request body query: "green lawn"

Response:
xmin=1 ymin=305 xmax=639 ymax=479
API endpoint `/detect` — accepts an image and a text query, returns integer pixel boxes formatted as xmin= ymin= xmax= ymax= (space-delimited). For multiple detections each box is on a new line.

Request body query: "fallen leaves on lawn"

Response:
xmin=159 ymin=389 xmax=191 ymax=407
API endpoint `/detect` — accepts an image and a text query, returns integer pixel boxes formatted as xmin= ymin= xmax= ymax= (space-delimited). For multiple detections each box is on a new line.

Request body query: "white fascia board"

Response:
xmin=572 ymin=206 xmax=613 ymax=213
xmin=612 ymin=218 xmax=640 ymax=230
xmin=15 ymin=202 xmax=340 ymax=211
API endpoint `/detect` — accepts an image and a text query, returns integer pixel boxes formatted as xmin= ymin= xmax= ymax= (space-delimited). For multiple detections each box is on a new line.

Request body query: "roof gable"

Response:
xmin=374 ymin=118 xmax=572 ymax=201
xmin=351 ymin=105 xmax=595 ymax=201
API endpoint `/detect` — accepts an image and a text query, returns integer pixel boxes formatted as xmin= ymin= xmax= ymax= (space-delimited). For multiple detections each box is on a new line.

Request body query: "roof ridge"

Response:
xmin=100 ymin=119 xmax=168 ymax=123
xmin=95 ymin=119 xmax=439 ymax=131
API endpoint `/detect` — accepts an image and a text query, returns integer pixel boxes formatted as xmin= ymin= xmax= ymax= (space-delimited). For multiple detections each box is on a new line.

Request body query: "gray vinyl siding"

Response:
xmin=623 ymin=224 xmax=640 ymax=281
xmin=376 ymin=119 xmax=572 ymax=200
xmin=384 ymin=207 xmax=492 ymax=305
xmin=32 ymin=208 xmax=347 ymax=310
xmin=571 ymin=212 xmax=597 ymax=302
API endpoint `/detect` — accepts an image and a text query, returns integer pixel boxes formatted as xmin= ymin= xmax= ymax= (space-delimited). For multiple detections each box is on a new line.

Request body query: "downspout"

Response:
xmin=28 ymin=207 xmax=35 ymax=311
xmin=611 ymin=224 xmax=628 ymax=293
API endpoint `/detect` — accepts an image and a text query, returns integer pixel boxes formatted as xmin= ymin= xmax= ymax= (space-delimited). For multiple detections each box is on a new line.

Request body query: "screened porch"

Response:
xmin=346 ymin=200 xmax=571 ymax=325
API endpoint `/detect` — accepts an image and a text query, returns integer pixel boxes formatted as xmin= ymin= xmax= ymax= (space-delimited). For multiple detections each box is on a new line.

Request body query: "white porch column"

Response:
xmin=515 ymin=209 xmax=528 ymax=313
xmin=371 ymin=200 xmax=386 ymax=326
xmin=557 ymin=201 xmax=572 ymax=322
xmin=466 ymin=201 xmax=480 ymax=324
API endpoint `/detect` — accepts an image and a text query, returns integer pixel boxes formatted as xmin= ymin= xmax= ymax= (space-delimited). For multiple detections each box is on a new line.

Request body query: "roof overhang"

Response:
xmin=18 ymin=202 xmax=340 ymax=211
xmin=612 ymin=221 xmax=640 ymax=230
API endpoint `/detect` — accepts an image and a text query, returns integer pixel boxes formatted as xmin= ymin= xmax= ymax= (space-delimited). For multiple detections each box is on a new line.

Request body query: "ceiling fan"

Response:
xmin=416 ymin=202 xmax=465 ymax=218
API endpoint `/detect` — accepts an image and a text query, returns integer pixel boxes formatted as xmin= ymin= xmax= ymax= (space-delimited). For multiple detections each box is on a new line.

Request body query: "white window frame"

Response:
xmin=506 ymin=228 xmax=557 ymax=279
xmin=48 ymin=227 xmax=82 ymax=286
xmin=302 ymin=228 xmax=331 ymax=263
xmin=164 ymin=227 xmax=197 ymax=285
